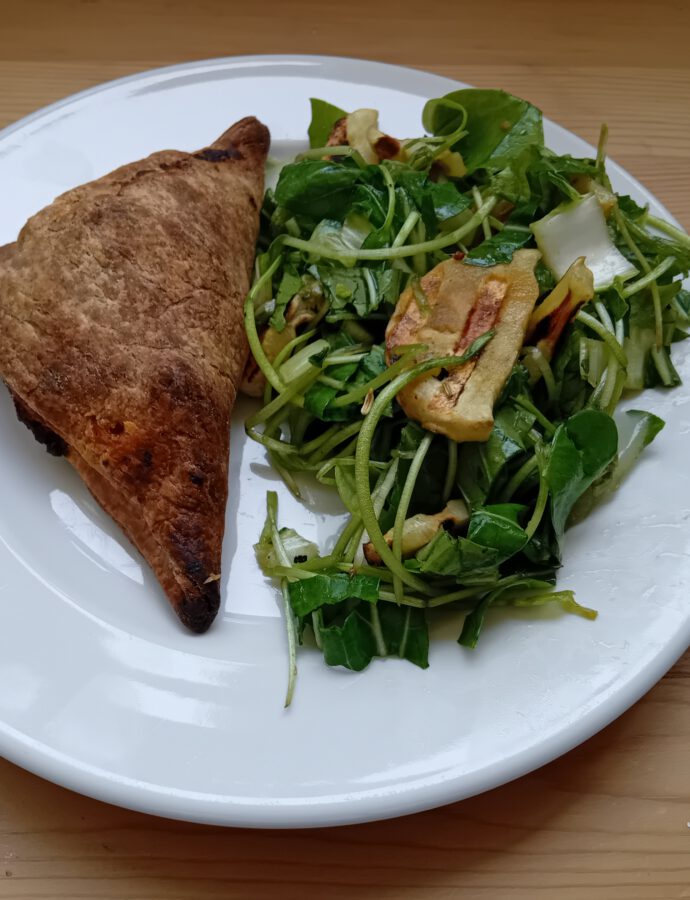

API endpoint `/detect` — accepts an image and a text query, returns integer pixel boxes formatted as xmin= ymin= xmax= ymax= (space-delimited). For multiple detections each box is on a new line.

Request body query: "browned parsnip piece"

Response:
xmin=525 ymin=256 xmax=594 ymax=361
xmin=386 ymin=250 xmax=541 ymax=443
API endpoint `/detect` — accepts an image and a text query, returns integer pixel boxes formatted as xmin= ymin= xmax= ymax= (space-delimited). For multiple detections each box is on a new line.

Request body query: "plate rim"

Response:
xmin=0 ymin=53 xmax=688 ymax=829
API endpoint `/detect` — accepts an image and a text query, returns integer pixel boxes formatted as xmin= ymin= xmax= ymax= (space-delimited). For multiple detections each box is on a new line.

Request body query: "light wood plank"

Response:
xmin=1 ymin=0 xmax=687 ymax=68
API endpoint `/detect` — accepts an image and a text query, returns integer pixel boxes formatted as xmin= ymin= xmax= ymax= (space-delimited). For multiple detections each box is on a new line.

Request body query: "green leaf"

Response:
xmin=378 ymin=604 xmax=429 ymax=668
xmin=303 ymin=343 xmax=387 ymax=421
xmin=614 ymin=209 xmax=690 ymax=278
xmin=303 ymin=359 xmax=359 ymax=421
xmin=428 ymin=180 xmax=472 ymax=222
xmin=570 ymin=410 xmax=665 ymax=522
xmin=465 ymin=227 xmax=533 ymax=266
xmin=617 ymin=194 xmax=647 ymax=221
xmin=319 ymin=607 xmax=379 ymax=671
xmin=457 ymin=404 xmax=536 ymax=506
xmin=394 ymin=170 xmax=470 ymax=233
xmin=288 ymin=573 xmax=380 ymax=617
xmin=414 ymin=530 xmax=498 ymax=577
xmin=458 ymin=577 xmax=556 ymax=648
xmin=487 ymin=146 xmax=539 ymax=204
xmin=319 ymin=267 xmax=370 ymax=317
xmin=318 ymin=603 xmax=429 ymax=671
xmin=269 ymin=268 xmax=302 ymax=330
xmin=319 ymin=266 xmax=402 ymax=320
xmin=423 ymin=89 xmax=543 ymax=174
xmin=535 ymin=259 xmax=557 ymax=294
xmin=275 ymin=161 xmax=361 ymax=222
xmin=380 ymin=423 xmax=447 ymax=529
xmin=545 ymin=409 xmax=618 ymax=538
xmin=467 ymin=507 xmax=528 ymax=563
xmin=308 ymin=98 xmax=347 ymax=149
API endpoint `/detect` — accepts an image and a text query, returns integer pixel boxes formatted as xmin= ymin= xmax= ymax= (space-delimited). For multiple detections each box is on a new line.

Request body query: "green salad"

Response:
xmin=244 ymin=89 xmax=690 ymax=704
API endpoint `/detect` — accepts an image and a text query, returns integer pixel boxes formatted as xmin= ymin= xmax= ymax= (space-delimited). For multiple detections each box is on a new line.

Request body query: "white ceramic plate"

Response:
xmin=0 ymin=56 xmax=688 ymax=829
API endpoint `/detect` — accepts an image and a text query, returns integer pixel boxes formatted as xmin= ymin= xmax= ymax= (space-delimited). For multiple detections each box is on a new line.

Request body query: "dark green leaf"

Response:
xmin=465 ymin=227 xmax=533 ymax=266
xmin=319 ymin=607 xmax=378 ymax=671
xmin=458 ymin=577 xmax=556 ymax=648
xmin=269 ymin=268 xmax=302 ymax=330
xmin=570 ymin=409 xmax=665 ymax=522
xmin=457 ymin=404 xmax=536 ymax=506
xmin=318 ymin=603 xmax=429 ymax=671
xmin=320 ymin=265 xmax=402 ymax=321
xmin=377 ymin=604 xmax=429 ymax=668
xmin=428 ymin=180 xmax=471 ymax=223
xmin=303 ymin=343 xmax=387 ymax=421
xmin=520 ymin=516 xmax=562 ymax=569
xmin=423 ymin=89 xmax=543 ymax=174
xmin=617 ymin=194 xmax=647 ymax=221
xmin=488 ymin=145 xmax=540 ymax=204
xmin=319 ymin=268 xmax=370 ymax=318
xmin=415 ymin=530 xmax=498 ymax=577
xmin=288 ymin=573 xmax=380 ymax=617
xmin=545 ymin=409 xmax=618 ymax=537
xmin=275 ymin=161 xmax=361 ymax=222
xmin=468 ymin=507 xmax=528 ymax=563
xmin=535 ymin=259 xmax=557 ymax=294
xmin=308 ymin=98 xmax=347 ymax=149
xmin=675 ymin=288 xmax=690 ymax=316
xmin=457 ymin=593 xmax=492 ymax=648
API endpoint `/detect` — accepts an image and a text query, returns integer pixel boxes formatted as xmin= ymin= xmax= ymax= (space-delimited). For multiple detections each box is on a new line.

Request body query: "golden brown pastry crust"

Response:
xmin=0 ymin=116 xmax=270 ymax=632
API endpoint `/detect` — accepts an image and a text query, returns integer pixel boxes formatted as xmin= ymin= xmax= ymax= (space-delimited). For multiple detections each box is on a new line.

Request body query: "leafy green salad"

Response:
xmin=243 ymin=89 xmax=690 ymax=704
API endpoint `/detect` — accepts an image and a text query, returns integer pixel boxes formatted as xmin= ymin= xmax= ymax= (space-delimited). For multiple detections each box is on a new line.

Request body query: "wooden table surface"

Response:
xmin=1 ymin=1 xmax=689 ymax=897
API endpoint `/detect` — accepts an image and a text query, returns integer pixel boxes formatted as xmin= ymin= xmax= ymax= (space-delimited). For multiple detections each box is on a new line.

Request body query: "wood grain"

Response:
xmin=0 ymin=0 xmax=689 ymax=897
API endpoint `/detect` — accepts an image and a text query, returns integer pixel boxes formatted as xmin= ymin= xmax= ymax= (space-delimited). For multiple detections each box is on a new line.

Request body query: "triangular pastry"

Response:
xmin=0 ymin=116 xmax=269 ymax=632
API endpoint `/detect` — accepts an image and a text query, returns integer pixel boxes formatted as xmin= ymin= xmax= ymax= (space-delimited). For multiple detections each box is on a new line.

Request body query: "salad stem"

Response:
xmin=295 ymin=145 xmax=367 ymax=167
xmin=524 ymin=467 xmax=549 ymax=539
xmin=621 ymin=256 xmax=676 ymax=298
xmin=351 ymin=458 xmax=400 ymax=568
xmin=576 ymin=310 xmax=628 ymax=368
xmin=473 ymin=187 xmax=492 ymax=241
xmin=514 ymin=395 xmax=556 ymax=437
xmin=354 ymin=356 xmax=470 ymax=594
xmin=523 ymin=347 xmax=557 ymax=407
xmin=442 ymin=439 xmax=458 ymax=503
xmin=265 ymin=494 xmax=298 ymax=708
xmin=329 ymin=347 xmax=422 ymax=409
xmin=392 ymin=434 xmax=433 ymax=604
xmin=613 ymin=206 xmax=665 ymax=347
xmin=281 ymin=196 xmax=497 ymax=263
xmin=380 ymin=164 xmax=397 ymax=235
xmin=502 ymin=455 xmax=539 ymax=502
xmin=243 ymin=257 xmax=285 ymax=394
xmin=643 ymin=213 xmax=690 ymax=248
xmin=306 ymin=420 xmax=365 ymax=463
xmin=392 ymin=210 xmax=421 ymax=248
xmin=426 ymin=587 xmax=485 ymax=608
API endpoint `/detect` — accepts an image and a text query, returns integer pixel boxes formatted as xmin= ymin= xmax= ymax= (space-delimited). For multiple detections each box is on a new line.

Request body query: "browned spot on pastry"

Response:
xmin=12 ymin=395 xmax=68 ymax=457
xmin=194 ymin=145 xmax=242 ymax=162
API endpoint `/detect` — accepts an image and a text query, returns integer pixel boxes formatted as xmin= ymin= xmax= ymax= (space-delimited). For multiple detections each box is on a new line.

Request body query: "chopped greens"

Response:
xmin=247 ymin=90 xmax=688 ymax=702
